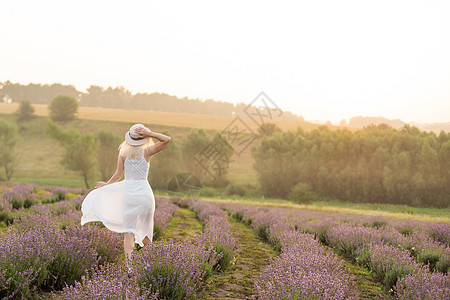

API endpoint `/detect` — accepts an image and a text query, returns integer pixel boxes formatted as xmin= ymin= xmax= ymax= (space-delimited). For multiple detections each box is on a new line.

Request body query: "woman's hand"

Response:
xmin=135 ymin=127 xmax=152 ymax=138
xmin=96 ymin=181 xmax=107 ymax=188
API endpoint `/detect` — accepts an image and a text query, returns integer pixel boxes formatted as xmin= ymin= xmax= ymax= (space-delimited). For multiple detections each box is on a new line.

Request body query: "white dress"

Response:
xmin=80 ymin=152 xmax=155 ymax=247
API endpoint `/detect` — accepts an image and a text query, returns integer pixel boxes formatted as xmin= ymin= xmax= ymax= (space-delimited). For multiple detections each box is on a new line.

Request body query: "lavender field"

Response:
xmin=1 ymin=183 xmax=449 ymax=299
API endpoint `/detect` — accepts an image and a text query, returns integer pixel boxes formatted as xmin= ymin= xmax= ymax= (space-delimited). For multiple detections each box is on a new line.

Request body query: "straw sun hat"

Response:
xmin=124 ymin=124 xmax=151 ymax=146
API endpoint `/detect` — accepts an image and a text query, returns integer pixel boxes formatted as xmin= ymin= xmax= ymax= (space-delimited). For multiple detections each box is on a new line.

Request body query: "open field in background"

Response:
xmin=0 ymin=102 xmax=347 ymax=132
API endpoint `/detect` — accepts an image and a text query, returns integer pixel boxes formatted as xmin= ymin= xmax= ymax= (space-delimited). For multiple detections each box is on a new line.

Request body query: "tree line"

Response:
xmin=0 ymin=81 xmax=304 ymax=121
xmin=252 ymin=124 xmax=450 ymax=207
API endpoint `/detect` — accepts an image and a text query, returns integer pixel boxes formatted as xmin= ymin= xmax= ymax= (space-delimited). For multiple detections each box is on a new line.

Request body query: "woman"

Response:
xmin=80 ymin=123 xmax=171 ymax=272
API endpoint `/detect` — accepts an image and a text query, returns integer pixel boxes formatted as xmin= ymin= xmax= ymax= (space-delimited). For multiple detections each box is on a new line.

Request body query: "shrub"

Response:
xmin=244 ymin=218 xmax=252 ymax=226
xmin=153 ymin=224 xmax=162 ymax=241
xmin=368 ymin=243 xmax=424 ymax=289
xmin=399 ymin=226 xmax=414 ymax=236
xmin=57 ymin=262 xmax=158 ymax=299
xmin=225 ymin=183 xmax=246 ymax=197
xmin=52 ymin=187 xmax=68 ymax=201
xmin=133 ymin=240 xmax=220 ymax=300
xmin=23 ymin=198 xmax=33 ymax=208
xmin=42 ymin=197 xmax=57 ymax=204
xmin=6 ymin=216 xmax=14 ymax=226
xmin=11 ymin=198 xmax=23 ymax=210
xmin=233 ymin=211 xmax=244 ymax=221
xmin=394 ymin=270 xmax=450 ymax=299
xmin=288 ymin=182 xmax=319 ymax=204
xmin=44 ymin=235 xmax=99 ymax=290
xmin=355 ymin=248 xmax=371 ymax=267
xmin=0 ymin=228 xmax=99 ymax=298
xmin=256 ymin=223 xmax=270 ymax=242
xmin=178 ymin=201 xmax=190 ymax=209
xmin=55 ymin=191 xmax=66 ymax=201
xmin=204 ymin=175 xmax=230 ymax=189
xmin=417 ymin=250 xmax=441 ymax=271
xmin=200 ymin=186 xmax=219 ymax=197
xmin=214 ymin=243 xmax=232 ymax=270
xmin=64 ymin=224 xmax=122 ymax=266
xmin=428 ymin=227 xmax=449 ymax=246
xmin=49 ymin=95 xmax=79 ymax=121
xmin=15 ymin=101 xmax=35 ymax=121
xmin=371 ymin=220 xmax=387 ymax=229
xmin=0 ymin=211 xmax=8 ymax=224
xmin=0 ymin=119 xmax=19 ymax=180
xmin=436 ymin=256 xmax=449 ymax=274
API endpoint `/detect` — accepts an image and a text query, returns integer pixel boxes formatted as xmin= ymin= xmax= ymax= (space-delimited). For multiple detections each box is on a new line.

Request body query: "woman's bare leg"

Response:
xmin=124 ymin=232 xmax=134 ymax=269
xmin=142 ymin=236 xmax=151 ymax=250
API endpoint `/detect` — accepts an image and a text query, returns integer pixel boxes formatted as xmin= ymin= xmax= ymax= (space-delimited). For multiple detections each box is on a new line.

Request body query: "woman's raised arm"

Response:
xmin=135 ymin=127 xmax=171 ymax=157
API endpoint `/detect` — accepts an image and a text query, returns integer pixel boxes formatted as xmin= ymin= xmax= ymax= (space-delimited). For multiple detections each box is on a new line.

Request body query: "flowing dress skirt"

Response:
xmin=81 ymin=179 xmax=155 ymax=247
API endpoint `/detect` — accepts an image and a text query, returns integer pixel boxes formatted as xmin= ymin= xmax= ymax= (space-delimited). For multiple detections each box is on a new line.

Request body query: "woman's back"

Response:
xmin=124 ymin=152 xmax=149 ymax=181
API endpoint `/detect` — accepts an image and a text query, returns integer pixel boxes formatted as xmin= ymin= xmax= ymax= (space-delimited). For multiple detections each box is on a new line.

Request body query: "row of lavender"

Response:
xmin=190 ymin=199 xmax=237 ymax=270
xmin=223 ymin=203 xmax=359 ymax=299
xmin=171 ymin=197 xmax=237 ymax=270
xmin=271 ymin=208 xmax=450 ymax=276
xmin=0 ymin=182 xmax=87 ymax=227
xmin=0 ymin=190 xmax=178 ymax=299
xmin=290 ymin=212 xmax=450 ymax=298
xmin=54 ymin=197 xmax=237 ymax=300
xmin=221 ymin=203 xmax=450 ymax=299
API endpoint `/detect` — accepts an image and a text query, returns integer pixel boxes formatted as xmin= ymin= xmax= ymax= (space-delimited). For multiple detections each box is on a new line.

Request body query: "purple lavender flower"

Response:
xmin=53 ymin=262 xmax=159 ymax=300
xmin=394 ymin=269 xmax=450 ymax=299
xmin=132 ymin=239 xmax=220 ymax=299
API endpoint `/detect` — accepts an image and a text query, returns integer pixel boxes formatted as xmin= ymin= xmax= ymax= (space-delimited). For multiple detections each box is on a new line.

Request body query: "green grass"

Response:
xmin=161 ymin=207 xmax=203 ymax=242
xmin=314 ymin=200 xmax=450 ymax=219
xmin=10 ymin=177 xmax=87 ymax=188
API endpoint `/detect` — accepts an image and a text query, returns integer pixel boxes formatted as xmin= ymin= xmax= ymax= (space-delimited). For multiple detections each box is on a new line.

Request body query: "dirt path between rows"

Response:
xmin=161 ymin=206 xmax=203 ymax=242
xmin=197 ymin=214 xmax=278 ymax=300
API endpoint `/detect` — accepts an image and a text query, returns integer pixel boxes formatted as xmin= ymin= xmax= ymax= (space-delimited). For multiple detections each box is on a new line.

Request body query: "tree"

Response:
xmin=251 ymin=132 xmax=299 ymax=198
xmin=181 ymin=129 xmax=212 ymax=183
xmin=96 ymin=130 xmax=122 ymax=181
xmin=148 ymin=131 xmax=183 ymax=190
xmin=339 ymin=119 xmax=347 ymax=127
xmin=257 ymin=122 xmax=282 ymax=137
xmin=0 ymin=119 xmax=18 ymax=180
xmin=49 ymin=95 xmax=79 ymax=121
xmin=46 ymin=120 xmax=98 ymax=188
xmin=203 ymin=132 xmax=235 ymax=187
xmin=288 ymin=182 xmax=319 ymax=204
xmin=16 ymin=101 xmax=35 ymax=121
xmin=439 ymin=141 xmax=450 ymax=181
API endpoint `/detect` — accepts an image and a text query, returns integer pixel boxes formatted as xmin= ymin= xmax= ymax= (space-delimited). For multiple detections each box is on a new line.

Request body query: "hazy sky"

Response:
xmin=1 ymin=0 xmax=449 ymax=123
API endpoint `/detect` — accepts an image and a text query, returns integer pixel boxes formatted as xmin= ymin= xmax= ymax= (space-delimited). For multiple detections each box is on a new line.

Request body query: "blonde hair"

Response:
xmin=118 ymin=139 xmax=155 ymax=160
